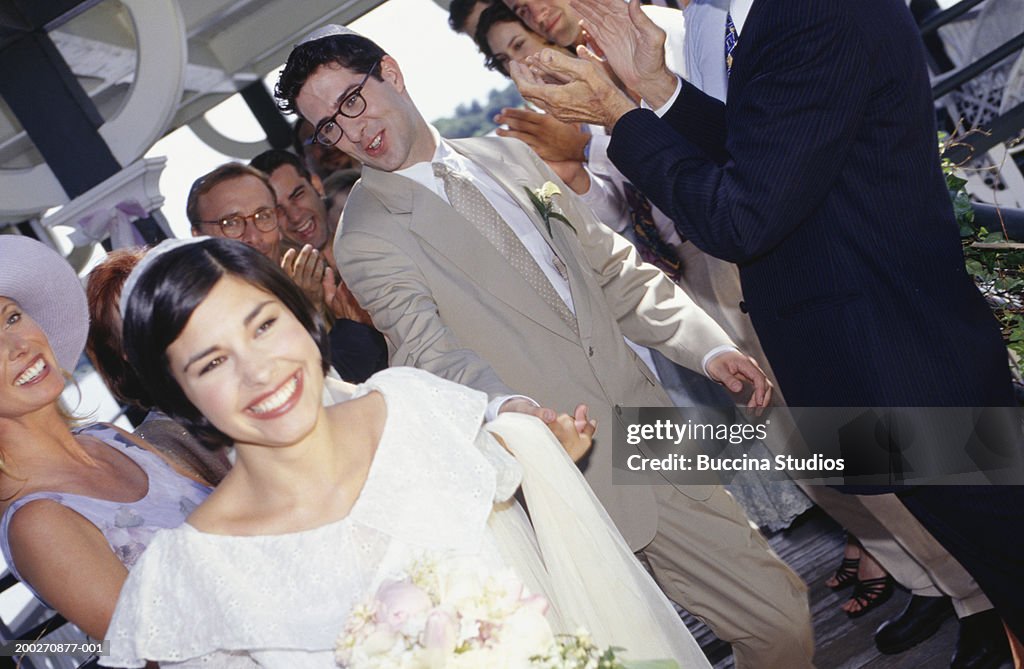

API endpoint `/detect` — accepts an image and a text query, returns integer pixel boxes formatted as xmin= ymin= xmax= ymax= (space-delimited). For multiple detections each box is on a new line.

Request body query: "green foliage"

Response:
xmin=433 ymin=84 xmax=524 ymax=139
xmin=942 ymin=135 xmax=1024 ymax=364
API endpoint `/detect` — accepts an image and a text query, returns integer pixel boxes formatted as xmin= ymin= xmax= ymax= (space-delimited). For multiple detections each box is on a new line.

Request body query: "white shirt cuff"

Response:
xmin=487 ymin=394 xmax=538 ymax=421
xmin=701 ymin=345 xmax=739 ymax=377
xmin=641 ymin=76 xmax=683 ymax=118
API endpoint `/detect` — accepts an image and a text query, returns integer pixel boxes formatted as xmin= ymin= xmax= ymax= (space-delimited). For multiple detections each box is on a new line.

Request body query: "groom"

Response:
xmin=276 ymin=26 xmax=814 ymax=669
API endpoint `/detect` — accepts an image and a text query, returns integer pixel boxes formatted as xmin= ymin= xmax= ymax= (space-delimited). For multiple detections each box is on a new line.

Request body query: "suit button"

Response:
xmin=739 ymin=300 xmax=748 ymax=314
xmin=615 ymin=405 xmax=622 ymax=415
xmin=588 ymin=346 xmax=594 ymax=357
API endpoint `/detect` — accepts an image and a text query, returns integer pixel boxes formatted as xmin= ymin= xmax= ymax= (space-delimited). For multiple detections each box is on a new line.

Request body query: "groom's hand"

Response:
xmin=545 ymin=404 xmax=597 ymax=461
xmin=500 ymin=400 xmax=597 ymax=461
xmin=706 ymin=351 xmax=774 ymax=413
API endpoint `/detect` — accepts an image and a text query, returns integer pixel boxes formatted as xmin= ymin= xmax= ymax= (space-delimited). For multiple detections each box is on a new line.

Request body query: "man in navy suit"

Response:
xmin=513 ymin=0 xmax=1022 ymax=661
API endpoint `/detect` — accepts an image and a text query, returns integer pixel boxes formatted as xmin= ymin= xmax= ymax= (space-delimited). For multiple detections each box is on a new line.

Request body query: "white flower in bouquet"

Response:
xmin=495 ymin=598 xmax=554 ymax=659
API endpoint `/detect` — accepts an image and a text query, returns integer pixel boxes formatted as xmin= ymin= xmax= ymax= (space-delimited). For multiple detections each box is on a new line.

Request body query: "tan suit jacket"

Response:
xmin=336 ymin=136 xmax=735 ymax=549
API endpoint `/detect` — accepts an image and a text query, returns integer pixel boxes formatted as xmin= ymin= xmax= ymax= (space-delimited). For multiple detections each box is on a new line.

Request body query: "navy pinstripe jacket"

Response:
xmin=608 ymin=0 xmax=1013 ymax=407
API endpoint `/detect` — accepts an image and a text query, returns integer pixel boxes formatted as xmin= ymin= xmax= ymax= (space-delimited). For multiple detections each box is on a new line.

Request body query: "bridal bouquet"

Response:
xmin=335 ymin=558 xmax=677 ymax=669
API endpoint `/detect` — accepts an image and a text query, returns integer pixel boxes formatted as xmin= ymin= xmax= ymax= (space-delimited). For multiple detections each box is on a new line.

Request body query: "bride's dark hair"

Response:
xmin=123 ymin=238 xmax=331 ymax=450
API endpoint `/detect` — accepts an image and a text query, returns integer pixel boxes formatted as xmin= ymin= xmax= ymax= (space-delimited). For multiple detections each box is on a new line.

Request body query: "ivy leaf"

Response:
xmin=946 ymin=173 xmax=968 ymax=192
xmin=951 ymin=191 xmax=975 ymax=234
xmin=965 ymin=259 xmax=985 ymax=275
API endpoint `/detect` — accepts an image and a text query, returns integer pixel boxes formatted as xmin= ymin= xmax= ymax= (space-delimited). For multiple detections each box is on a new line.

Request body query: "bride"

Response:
xmin=103 ymin=237 xmax=710 ymax=668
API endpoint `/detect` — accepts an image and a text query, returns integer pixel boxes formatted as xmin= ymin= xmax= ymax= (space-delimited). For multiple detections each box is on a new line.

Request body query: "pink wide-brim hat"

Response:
xmin=0 ymin=235 xmax=89 ymax=371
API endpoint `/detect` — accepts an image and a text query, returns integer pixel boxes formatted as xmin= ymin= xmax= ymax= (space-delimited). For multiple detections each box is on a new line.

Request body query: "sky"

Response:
xmin=148 ymin=0 xmax=508 ymax=240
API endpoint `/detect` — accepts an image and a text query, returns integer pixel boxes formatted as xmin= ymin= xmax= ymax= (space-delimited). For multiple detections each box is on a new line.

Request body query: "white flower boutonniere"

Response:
xmin=525 ymin=181 xmax=575 ymax=236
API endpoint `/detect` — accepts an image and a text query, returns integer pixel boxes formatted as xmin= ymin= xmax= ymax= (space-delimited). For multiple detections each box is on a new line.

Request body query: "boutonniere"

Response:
xmin=524 ymin=181 xmax=575 ymax=236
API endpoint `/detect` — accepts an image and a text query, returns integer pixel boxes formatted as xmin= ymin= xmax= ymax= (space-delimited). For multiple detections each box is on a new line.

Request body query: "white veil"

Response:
xmin=485 ymin=413 xmax=711 ymax=667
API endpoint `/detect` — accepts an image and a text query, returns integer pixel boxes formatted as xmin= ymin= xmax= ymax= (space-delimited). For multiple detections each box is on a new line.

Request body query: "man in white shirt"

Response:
xmin=275 ymin=24 xmax=814 ymax=669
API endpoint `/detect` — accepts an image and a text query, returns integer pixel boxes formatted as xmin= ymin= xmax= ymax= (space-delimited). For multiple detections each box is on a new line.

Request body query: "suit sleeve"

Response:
xmin=608 ymin=7 xmax=871 ymax=263
xmin=335 ymin=205 xmax=517 ymax=400
xmin=514 ymin=142 xmax=736 ymax=376
xmin=576 ymin=165 xmax=629 ymax=233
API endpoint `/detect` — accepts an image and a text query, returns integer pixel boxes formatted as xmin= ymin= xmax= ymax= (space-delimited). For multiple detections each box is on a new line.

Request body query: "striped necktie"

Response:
xmin=725 ymin=11 xmax=738 ymax=77
xmin=432 ymin=162 xmax=579 ymax=335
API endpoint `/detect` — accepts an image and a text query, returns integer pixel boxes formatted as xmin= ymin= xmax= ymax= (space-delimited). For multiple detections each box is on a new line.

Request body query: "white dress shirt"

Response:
xmin=729 ymin=0 xmax=755 ymax=34
xmin=683 ymin=0 xmax=731 ymax=103
xmin=651 ymin=0 xmax=755 ymax=115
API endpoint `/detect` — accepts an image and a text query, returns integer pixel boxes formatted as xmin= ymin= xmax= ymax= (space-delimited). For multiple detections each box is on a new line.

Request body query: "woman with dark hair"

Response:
xmin=475 ymin=2 xmax=562 ymax=77
xmin=0 ymin=236 xmax=212 ymax=640
xmin=103 ymin=237 xmax=711 ymax=668
xmin=86 ymin=248 xmax=231 ymax=485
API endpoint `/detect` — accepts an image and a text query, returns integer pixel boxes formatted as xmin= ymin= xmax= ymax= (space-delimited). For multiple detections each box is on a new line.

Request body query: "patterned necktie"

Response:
xmin=622 ymin=182 xmax=683 ymax=282
xmin=432 ymin=162 xmax=579 ymax=335
xmin=725 ymin=11 xmax=738 ymax=78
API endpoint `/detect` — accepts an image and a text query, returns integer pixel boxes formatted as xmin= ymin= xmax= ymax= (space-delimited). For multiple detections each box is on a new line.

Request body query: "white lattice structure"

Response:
xmin=935 ymin=0 xmax=1024 ymax=207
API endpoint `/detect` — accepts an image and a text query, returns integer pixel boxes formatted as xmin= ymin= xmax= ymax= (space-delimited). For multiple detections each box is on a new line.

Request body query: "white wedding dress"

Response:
xmin=102 ymin=368 xmax=710 ymax=668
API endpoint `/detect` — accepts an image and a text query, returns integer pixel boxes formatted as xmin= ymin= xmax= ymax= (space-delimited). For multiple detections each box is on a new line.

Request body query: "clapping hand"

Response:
xmin=325 ymin=270 xmax=375 ymax=326
xmin=494 ymin=107 xmax=588 ymax=163
xmin=511 ymin=0 xmax=680 ymax=127
xmin=281 ymin=244 xmax=328 ymax=311
xmin=571 ymin=0 xmax=677 ymax=106
xmin=493 ymin=107 xmax=591 ymax=193
xmin=511 ymin=49 xmax=634 ymax=129
xmin=705 ymin=351 xmax=774 ymax=414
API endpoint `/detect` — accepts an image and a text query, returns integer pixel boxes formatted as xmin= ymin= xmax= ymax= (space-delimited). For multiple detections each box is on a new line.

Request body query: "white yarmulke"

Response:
xmin=297 ymin=24 xmax=363 ymax=46
xmin=0 ymin=235 xmax=88 ymax=371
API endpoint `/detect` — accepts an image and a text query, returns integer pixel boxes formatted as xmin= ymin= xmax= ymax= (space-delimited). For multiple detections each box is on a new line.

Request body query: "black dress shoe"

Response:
xmin=951 ymin=610 xmax=1012 ymax=669
xmin=875 ymin=595 xmax=955 ymax=654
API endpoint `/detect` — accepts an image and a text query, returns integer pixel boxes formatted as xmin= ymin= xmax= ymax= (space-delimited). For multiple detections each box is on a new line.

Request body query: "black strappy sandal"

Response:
xmin=846 ymin=574 xmax=895 ymax=618
xmin=827 ymin=555 xmax=861 ymax=591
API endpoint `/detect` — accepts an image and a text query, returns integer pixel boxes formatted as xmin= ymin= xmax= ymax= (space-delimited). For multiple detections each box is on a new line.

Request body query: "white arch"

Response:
xmin=0 ymin=0 xmax=187 ymax=218
xmin=189 ymin=116 xmax=273 ymax=160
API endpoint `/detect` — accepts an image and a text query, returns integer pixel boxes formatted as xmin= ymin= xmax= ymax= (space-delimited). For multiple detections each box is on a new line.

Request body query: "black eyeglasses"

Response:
xmin=197 ymin=208 xmax=278 ymax=239
xmin=313 ymin=61 xmax=380 ymax=147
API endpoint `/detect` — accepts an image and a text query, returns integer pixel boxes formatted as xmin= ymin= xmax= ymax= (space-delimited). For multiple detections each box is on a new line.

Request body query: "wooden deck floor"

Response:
xmin=680 ymin=507 xmax=1011 ymax=669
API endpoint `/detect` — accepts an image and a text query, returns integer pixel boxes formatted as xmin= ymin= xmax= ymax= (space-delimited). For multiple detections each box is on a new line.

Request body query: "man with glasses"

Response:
xmin=275 ymin=25 xmax=814 ymax=669
xmin=186 ymin=163 xmax=329 ymax=308
xmin=185 ymin=162 xmax=388 ymax=383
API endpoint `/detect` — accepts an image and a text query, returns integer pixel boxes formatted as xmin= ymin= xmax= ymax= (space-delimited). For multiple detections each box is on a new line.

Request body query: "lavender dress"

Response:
xmin=0 ymin=423 xmax=212 ymax=606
